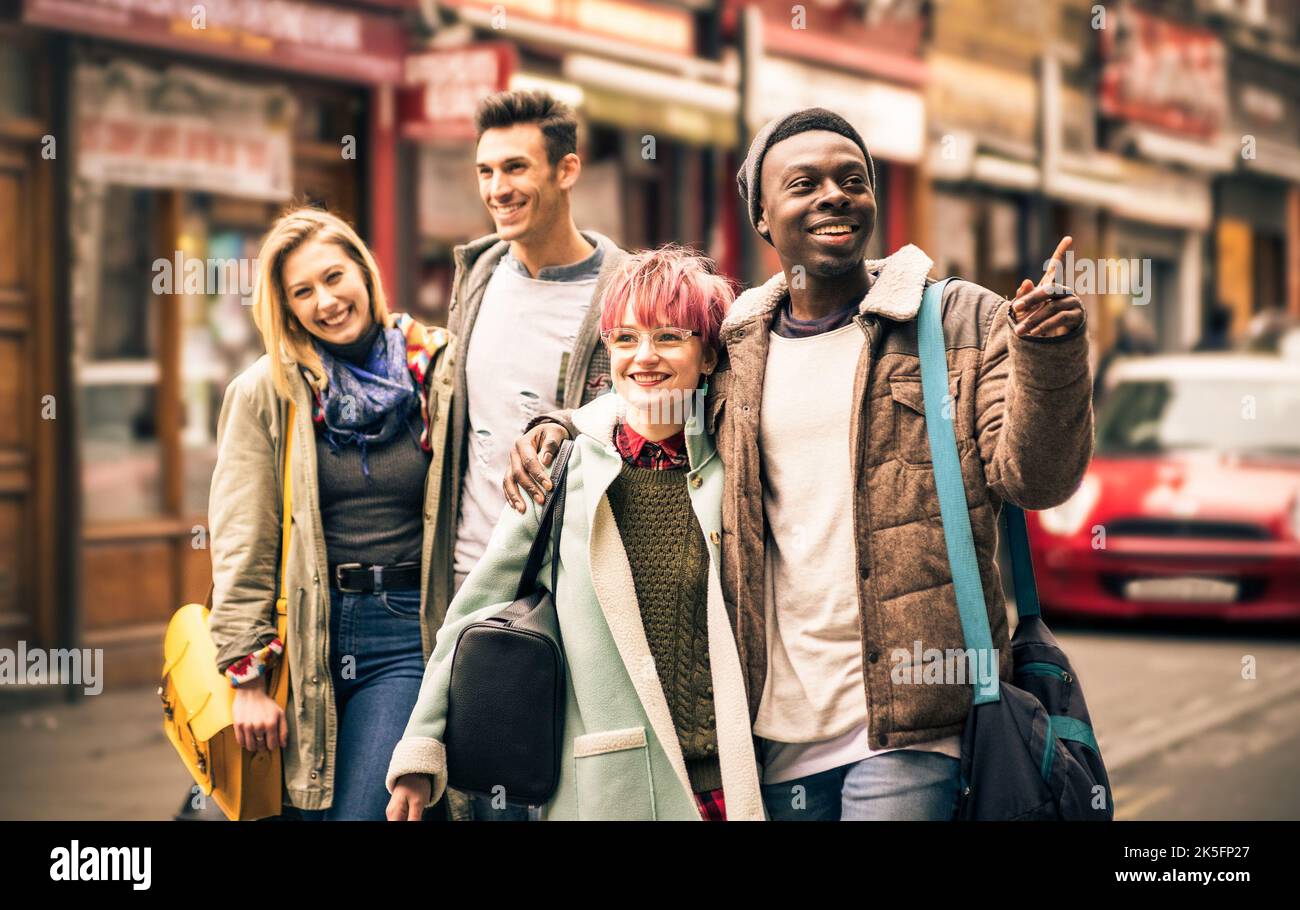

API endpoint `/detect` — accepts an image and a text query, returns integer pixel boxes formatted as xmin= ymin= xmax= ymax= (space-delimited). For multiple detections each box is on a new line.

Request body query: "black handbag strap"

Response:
xmin=514 ymin=439 xmax=574 ymax=601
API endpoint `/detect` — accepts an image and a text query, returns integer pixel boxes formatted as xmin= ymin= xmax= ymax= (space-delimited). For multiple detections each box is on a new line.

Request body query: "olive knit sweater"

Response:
xmin=605 ymin=462 xmax=720 ymax=793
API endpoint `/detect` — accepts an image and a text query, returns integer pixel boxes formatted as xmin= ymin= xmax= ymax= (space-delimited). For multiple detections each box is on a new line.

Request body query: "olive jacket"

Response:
xmin=208 ymin=321 xmax=455 ymax=810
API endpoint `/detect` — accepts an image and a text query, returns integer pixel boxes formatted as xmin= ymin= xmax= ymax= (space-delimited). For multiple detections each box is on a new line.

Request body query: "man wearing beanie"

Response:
xmin=511 ymin=107 xmax=1093 ymax=820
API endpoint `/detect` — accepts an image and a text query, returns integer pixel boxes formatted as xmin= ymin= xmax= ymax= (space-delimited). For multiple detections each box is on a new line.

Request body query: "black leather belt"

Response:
xmin=332 ymin=561 xmax=421 ymax=593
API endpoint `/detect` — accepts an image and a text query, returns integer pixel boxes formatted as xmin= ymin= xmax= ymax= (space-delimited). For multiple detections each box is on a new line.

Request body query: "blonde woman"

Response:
xmin=208 ymin=207 xmax=454 ymax=819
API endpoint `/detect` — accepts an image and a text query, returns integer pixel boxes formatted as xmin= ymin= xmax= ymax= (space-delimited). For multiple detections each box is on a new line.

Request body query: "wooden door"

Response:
xmin=0 ymin=127 xmax=61 ymax=666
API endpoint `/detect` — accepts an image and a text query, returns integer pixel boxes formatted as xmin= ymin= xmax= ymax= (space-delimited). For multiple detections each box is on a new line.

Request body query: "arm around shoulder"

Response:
xmin=525 ymin=409 xmax=577 ymax=437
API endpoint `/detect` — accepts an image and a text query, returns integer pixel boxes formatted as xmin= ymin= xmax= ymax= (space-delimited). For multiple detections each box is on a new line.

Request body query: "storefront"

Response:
xmin=1034 ymin=3 xmax=1231 ymax=355
xmin=924 ymin=49 xmax=1043 ymax=298
xmin=0 ymin=11 xmax=67 ymax=690
xmin=5 ymin=0 xmax=410 ymax=688
xmin=922 ymin=0 xmax=1052 ymax=296
xmin=1215 ymin=47 xmax=1300 ymax=337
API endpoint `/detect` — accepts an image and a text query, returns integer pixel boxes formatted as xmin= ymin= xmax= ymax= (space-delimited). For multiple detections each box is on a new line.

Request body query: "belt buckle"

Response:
xmin=334 ymin=563 xmax=365 ymax=593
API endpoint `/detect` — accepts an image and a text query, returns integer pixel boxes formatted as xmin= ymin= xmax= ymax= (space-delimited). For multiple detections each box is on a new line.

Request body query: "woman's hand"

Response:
xmin=232 ymin=683 xmax=287 ymax=753
xmin=504 ymin=423 xmax=570 ymax=513
xmin=386 ymin=774 xmax=432 ymax=821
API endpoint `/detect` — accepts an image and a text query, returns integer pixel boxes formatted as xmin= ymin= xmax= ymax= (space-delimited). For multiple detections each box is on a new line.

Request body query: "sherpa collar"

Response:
xmin=722 ymin=243 xmax=935 ymax=330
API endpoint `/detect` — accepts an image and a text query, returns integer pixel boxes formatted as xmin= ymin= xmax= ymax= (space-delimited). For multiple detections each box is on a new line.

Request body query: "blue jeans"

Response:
xmin=468 ymin=796 xmax=533 ymax=821
xmin=292 ymin=586 xmax=427 ymax=821
xmin=761 ymin=749 xmax=962 ymax=821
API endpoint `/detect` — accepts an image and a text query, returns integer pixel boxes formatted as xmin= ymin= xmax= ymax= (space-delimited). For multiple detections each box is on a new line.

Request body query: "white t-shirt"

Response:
xmin=754 ymin=323 xmax=961 ymax=784
xmin=453 ymin=253 xmax=600 ymax=583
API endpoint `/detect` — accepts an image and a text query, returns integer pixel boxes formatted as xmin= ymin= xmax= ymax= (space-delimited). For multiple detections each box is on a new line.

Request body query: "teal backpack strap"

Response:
xmin=918 ymin=278 xmax=1000 ymax=705
xmin=1001 ymin=503 xmax=1041 ymax=618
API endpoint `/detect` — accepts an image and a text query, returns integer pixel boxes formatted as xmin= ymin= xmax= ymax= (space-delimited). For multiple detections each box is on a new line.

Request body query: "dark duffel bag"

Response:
xmin=955 ymin=587 xmax=1113 ymax=820
xmin=444 ymin=440 xmax=573 ymax=808
xmin=919 ymin=278 xmax=1112 ymax=821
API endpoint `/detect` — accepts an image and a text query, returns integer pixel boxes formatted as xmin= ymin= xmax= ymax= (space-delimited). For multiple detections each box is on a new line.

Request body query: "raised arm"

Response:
xmin=972 ymin=239 xmax=1094 ymax=509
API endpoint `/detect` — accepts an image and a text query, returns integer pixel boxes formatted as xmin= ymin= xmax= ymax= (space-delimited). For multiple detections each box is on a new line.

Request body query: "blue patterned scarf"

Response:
xmin=315 ymin=326 xmax=418 ymax=477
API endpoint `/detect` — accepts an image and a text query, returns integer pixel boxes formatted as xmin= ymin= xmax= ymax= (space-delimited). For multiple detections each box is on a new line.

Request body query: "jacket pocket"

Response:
xmin=573 ymin=726 xmax=655 ymax=820
xmin=889 ymin=373 xmax=962 ymax=469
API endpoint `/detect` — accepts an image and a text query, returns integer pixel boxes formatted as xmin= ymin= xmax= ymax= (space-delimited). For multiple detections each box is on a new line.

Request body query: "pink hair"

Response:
xmin=599 ymin=245 xmax=735 ymax=351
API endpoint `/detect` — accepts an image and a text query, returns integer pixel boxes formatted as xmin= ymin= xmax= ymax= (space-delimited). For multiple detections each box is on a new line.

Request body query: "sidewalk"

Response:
xmin=0 ymin=686 xmax=198 ymax=820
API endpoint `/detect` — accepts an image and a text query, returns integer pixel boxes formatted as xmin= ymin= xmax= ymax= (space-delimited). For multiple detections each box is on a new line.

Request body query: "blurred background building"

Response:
xmin=0 ymin=0 xmax=1298 ymax=693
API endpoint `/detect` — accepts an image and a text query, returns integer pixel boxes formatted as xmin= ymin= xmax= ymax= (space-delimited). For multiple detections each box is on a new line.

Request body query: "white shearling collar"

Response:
xmin=722 ymin=243 xmax=935 ymax=330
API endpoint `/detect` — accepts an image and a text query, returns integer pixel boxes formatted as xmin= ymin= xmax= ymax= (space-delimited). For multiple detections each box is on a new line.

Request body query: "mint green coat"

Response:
xmin=386 ymin=392 xmax=764 ymax=820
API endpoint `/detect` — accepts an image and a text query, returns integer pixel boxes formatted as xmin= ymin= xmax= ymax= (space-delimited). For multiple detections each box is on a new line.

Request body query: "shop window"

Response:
xmin=179 ymin=193 xmax=276 ymax=517
xmin=77 ymin=186 xmax=165 ymax=523
xmin=0 ymin=41 xmax=34 ymax=118
xmin=75 ymin=184 xmax=275 ymax=523
xmin=80 ymin=381 xmax=162 ymax=523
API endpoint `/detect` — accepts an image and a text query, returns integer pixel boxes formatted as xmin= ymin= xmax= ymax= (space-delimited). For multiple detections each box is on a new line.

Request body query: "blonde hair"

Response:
xmin=251 ymin=207 xmax=392 ymax=399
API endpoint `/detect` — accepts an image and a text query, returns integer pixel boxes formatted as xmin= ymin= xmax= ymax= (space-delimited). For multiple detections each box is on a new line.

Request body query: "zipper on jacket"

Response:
xmin=849 ymin=313 xmax=882 ymax=745
xmin=1019 ymin=661 xmax=1072 ymax=684
xmin=302 ymin=391 xmax=335 ymax=786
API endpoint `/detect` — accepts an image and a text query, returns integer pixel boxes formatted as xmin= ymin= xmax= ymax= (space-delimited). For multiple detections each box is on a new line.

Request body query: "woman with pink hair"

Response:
xmin=385 ymin=246 xmax=765 ymax=821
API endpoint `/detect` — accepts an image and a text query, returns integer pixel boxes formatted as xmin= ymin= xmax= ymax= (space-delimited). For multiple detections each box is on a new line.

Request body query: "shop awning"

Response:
xmin=927 ymin=132 xmax=1040 ymax=193
xmin=748 ymin=55 xmax=926 ymax=164
xmin=1241 ymin=138 xmax=1300 ymax=184
xmin=1114 ymin=126 xmax=1239 ymax=173
xmin=559 ymin=56 xmax=739 ymax=148
xmin=24 ymin=0 xmax=406 ymax=85
xmin=1045 ymin=153 xmax=1212 ymax=231
xmin=970 ymin=155 xmax=1040 ymax=192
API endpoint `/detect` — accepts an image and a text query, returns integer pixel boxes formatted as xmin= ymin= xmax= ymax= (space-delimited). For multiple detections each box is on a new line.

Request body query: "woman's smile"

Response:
xmin=318 ymin=304 xmax=357 ymax=330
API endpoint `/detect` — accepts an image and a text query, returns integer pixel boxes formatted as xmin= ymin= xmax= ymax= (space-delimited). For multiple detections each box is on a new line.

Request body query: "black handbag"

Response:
xmin=444 ymin=439 xmax=573 ymax=808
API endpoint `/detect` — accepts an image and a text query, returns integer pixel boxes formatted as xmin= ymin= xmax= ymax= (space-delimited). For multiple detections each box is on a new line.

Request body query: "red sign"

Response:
xmin=1099 ymin=6 xmax=1227 ymax=138
xmin=24 ymin=0 xmax=407 ymax=85
xmin=441 ymin=0 xmax=694 ymax=57
xmin=398 ymin=44 xmax=516 ymax=142
xmin=75 ymin=61 xmax=294 ymax=200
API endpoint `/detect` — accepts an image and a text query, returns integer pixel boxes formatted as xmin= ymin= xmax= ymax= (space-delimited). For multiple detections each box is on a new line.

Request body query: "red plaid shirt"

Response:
xmin=694 ymin=788 xmax=727 ymax=821
xmin=613 ymin=421 xmax=689 ymax=470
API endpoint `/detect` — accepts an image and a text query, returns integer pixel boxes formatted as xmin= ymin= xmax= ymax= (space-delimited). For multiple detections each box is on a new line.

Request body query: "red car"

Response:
xmin=1026 ymin=355 xmax=1300 ymax=623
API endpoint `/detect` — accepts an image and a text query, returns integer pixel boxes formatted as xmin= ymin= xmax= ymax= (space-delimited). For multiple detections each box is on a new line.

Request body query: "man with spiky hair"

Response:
xmin=435 ymin=89 xmax=626 ymax=820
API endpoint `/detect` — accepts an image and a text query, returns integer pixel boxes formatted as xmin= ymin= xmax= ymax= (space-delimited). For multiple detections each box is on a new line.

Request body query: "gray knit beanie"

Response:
xmin=736 ymin=108 xmax=876 ymax=244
